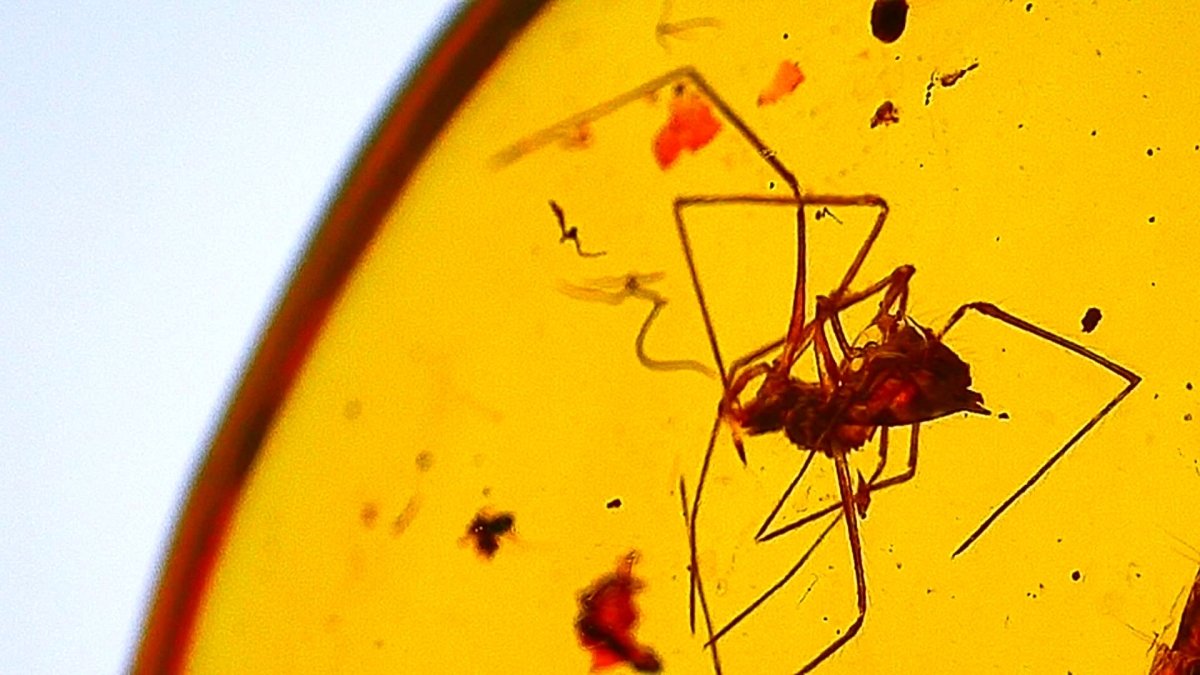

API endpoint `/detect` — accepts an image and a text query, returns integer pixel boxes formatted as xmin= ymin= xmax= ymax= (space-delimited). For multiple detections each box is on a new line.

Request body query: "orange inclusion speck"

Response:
xmin=757 ymin=61 xmax=805 ymax=106
xmin=652 ymin=91 xmax=721 ymax=169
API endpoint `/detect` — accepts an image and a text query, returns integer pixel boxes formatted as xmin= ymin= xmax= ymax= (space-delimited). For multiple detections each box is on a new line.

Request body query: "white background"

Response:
xmin=0 ymin=3 xmax=461 ymax=672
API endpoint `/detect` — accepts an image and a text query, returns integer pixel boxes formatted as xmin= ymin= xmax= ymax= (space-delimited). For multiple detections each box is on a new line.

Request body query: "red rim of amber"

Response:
xmin=133 ymin=2 xmax=550 ymax=672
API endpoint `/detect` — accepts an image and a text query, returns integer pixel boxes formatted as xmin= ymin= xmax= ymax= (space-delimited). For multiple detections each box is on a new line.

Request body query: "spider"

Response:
xmin=498 ymin=66 xmax=1140 ymax=674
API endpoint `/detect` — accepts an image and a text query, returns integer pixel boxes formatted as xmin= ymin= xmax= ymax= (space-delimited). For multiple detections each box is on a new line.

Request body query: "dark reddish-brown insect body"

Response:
xmin=733 ymin=321 xmax=986 ymax=455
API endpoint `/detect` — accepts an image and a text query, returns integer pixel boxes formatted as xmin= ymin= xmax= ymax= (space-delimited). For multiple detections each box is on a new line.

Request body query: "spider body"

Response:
xmin=732 ymin=320 xmax=987 ymax=456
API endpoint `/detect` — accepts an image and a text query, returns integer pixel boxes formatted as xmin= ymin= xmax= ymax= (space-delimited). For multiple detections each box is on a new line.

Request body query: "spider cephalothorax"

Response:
xmin=728 ymin=320 xmax=987 ymax=457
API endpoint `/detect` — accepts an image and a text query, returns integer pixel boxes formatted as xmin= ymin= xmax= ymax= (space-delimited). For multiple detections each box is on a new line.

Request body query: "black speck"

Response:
xmin=1187 ymin=382 xmax=1193 ymax=391
xmin=1071 ymin=570 xmax=1082 ymax=581
xmin=783 ymin=32 xmax=789 ymax=40
xmin=871 ymin=0 xmax=909 ymax=44
xmin=1186 ymin=413 xmax=1194 ymax=422
xmin=1148 ymin=215 xmax=1156 ymax=223
xmin=1018 ymin=123 xmax=1024 ymax=129
xmin=998 ymin=412 xmax=1010 ymax=420
xmin=1147 ymin=148 xmax=1155 ymax=156
xmin=1081 ymin=307 xmax=1102 ymax=333
xmin=1090 ymin=129 xmax=1097 ymax=136
xmin=467 ymin=511 xmax=516 ymax=558
xmin=416 ymin=451 xmax=434 ymax=472
xmin=606 ymin=498 xmax=623 ymax=509
xmin=1025 ymin=2 xmax=1033 ymax=11
xmin=768 ymin=181 xmax=776 ymax=190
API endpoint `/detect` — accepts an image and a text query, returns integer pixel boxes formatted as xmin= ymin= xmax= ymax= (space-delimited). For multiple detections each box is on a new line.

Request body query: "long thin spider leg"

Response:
xmin=778 ymin=194 xmax=889 ymax=375
xmin=679 ymin=475 xmax=690 ymax=526
xmin=869 ymin=424 xmax=920 ymax=492
xmin=826 ymin=301 xmax=857 ymax=365
xmin=706 ymin=512 xmax=842 ymax=645
xmin=756 ymin=426 xmax=920 ymax=543
xmin=674 ymin=194 xmax=804 ymax=387
xmin=803 ymin=264 xmax=915 ymax=396
xmin=673 ymin=194 xmax=893 ymax=385
xmin=687 ymin=326 xmax=802 ymax=629
xmin=493 ymin=66 xmax=800 ymax=197
xmin=754 ymin=451 xmax=818 ymax=541
xmin=823 ymin=263 xmax=915 ymax=320
xmin=792 ymin=450 xmax=869 ymax=675
xmin=753 ymin=427 xmax=891 ymax=544
xmin=749 ymin=271 xmax=918 ymax=542
xmin=940 ymin=302 xmax=1141 ymax=558
xmin=866 ymin=426 xmax=891 ymax=486
xmin=728 ymin=336 xmax=786 ymax=384
xmin=726 ymin=332 xmax=874 ymax=672
xmin=686 ymin=414 xmax=725 ymax=674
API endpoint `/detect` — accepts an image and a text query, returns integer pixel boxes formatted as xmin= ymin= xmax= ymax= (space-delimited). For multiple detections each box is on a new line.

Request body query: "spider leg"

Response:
xmin=743 ymin=265 xmax=920 ymax=542
xmin=684 ymin=413 xmax=726 ymax=673
xmin=674 ymin=194 xmax=806 ymax=386
xmin=705 ymin=512 xmax=842 ymax=645
xmin=939 ymin=302 xmax=1141 ymax=557
xmin=675 ymin=198 xmax=901 ymax=462
xmin=757 ymin=424 xmax=921 ymax=542
xmin=494 ymin=66 xmax=800 ymax=192
xmin=777 ymin=194 xmax=890 ymax=376
xmin=706 ymin=450 xmax=874 ymax=674
xmin=790 ymin=448 xmax=869 ymax=675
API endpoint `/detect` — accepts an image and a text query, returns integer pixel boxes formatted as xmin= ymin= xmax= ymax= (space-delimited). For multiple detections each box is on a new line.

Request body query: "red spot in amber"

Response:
xmin=757 ymin=61 xmax=805 ymax=107
xmin=575 ymin=553 xmax=662 ymax=672
xmin=653 ymin=90 xmax=721 ymax=169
